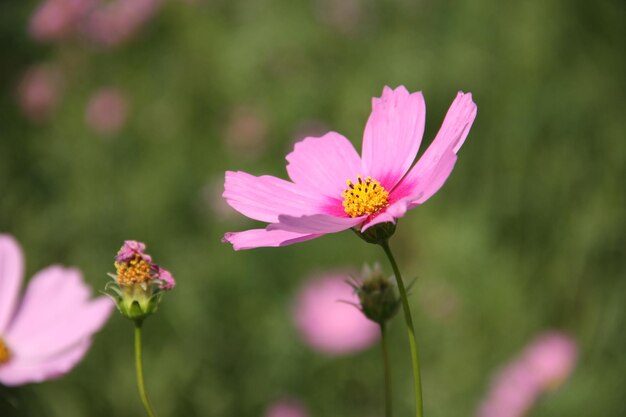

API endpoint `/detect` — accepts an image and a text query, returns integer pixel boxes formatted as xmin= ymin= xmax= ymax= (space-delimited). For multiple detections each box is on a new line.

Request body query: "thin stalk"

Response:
xmin=380 ymin=240 xmax=423 ymax=417
xmin=380 ymin=322 xmax=393 ymax=417
xmin=134 ymin=322 xmax=158 ymax=417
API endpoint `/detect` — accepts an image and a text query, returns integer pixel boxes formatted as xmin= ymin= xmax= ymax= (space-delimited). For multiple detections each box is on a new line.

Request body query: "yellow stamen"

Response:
xmin=115 ymin=254 xmax=153 ymax=286
xmin=0 ymin=338 xmax=10 ymax=365
xmin=342 ymin=176 xmax=389 ymax=217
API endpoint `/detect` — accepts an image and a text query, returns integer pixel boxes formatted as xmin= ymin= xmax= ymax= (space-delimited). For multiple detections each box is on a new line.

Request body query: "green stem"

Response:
xmin=380 ymin=323 xmax=393 ymax=417
xmin=134 ymin=322 xmax=158 ymax=417
xmin=380 ymin=240 xmax=423 ymax=417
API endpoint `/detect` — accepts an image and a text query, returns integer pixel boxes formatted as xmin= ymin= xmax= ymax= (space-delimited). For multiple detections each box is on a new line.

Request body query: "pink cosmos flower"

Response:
xmin=477 ymin=360 xmax=539 ymax=417
xmin=222 ymin=86 xmax=477 ymax=250
xmin=85 ymin=87 xmax=129 ymax=135
xmin=476 ymin=331 xmax=578 ymax=417
xmin=81 ymin=0 xmax=159 ymax=47
xmin=293 ymin=273 xmax=379 ymax=355
xmin=0 ymin=234 xmax=113 ymax=386
xmin=264 ymin=399 xmax=309 ymax=417
xmin=17 ymin=64 xmax=62 ymax=123
xmin=29 ymin=0 xmax=94 ymax=43
xmin=521 ymin=331 xmax=578 ymax=391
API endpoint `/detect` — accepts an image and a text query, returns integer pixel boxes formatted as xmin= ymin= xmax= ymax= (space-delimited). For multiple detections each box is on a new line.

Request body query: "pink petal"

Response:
xmin=391 ymin=91 xmax=475 ymax=205
xmin=223 ymin=171 xmax=330 ymax=223
xmin=268 ymin=214 xmax=365 ymax=234
xmin=361 ymin=86 xmax=426 ymax=190
xmin=0 ymin=339 xmax=91 ymax=386
xmin=0 ymin=235 xmax=24 ymax=333
xmin=222 ymin=228 xmax=322 ymax=251
xmin=5 ymin=267 xmax=113 ymax=358
xmin=286 ymin=132 xmax=361 ymax=199
xmin=403 ymin=152 xmax=458 ymax=209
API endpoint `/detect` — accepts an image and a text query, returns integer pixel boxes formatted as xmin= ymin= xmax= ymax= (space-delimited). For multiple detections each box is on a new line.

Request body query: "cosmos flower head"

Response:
xmin=106 ymin=240 xmax=175 ymax=321
xmin=0 ymin=234 xmax=113 ymax=386
xmin=222 ymin=86 xmax=477 ymax=250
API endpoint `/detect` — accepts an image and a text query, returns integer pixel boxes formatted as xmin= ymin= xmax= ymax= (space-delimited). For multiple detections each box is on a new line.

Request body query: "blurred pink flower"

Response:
xmin=224 ymin=105 xmax=269 ymax=160
xmin=264 ymin=399 xmax=309 ymax=417
xmin=29 ymin=0 xmax=94 ymax=42
xmin=17 ymin=65 xmax=62 ymax=123
xmin=522 ymin=331 xmax=578 ymax=391
xmin=477 ymin=361 xmax=538 ymax=417
xmin=222 ymin=86 xmax=477 ymax=250
xmin=82 ymin=0 xmax=159 ymax=47
xmin=85 ymin=88 xmax=129 ymax=135
xmin=476 ymin=331 xmax=578 ymax=417
xmin=293 ymin=273 xmax=379 ymax=355
xmin=0 ymin=234 xmax=113 ymax=386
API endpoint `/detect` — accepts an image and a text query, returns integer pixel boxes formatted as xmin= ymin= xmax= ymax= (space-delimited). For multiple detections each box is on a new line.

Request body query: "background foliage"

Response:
xmin=1 ymin=0 xmax=624 ymax=416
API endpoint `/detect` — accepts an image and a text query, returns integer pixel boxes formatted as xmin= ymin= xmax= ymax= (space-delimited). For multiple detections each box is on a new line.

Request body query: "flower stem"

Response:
xmin=380 ymin=322 xmax=393 ymax=417
xmin=134 ymin=322 xmax=158 ymax=417
xmin=380 ymin=240 xmax=423 ymax=417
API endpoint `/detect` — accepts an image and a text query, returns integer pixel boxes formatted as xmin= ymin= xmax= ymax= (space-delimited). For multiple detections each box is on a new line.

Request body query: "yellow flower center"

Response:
xmin=342 ymin=176 xmax=389 ymax=217
xmin=115 ymin=254 xmax=153 ymax=285
xmin=0 ymin=337 xmax=10 ymax=365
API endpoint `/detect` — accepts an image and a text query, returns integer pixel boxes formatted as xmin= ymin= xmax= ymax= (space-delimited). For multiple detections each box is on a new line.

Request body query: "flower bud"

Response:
xmin=105 ymin=240 xmax=175 ymax=323
xmin=355 ymin=264 xmax=400 ymax=325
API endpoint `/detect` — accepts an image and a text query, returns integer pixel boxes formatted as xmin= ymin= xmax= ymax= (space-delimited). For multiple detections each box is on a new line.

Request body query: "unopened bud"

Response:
xmin=355 ymin=264 xmax=400 ymax=325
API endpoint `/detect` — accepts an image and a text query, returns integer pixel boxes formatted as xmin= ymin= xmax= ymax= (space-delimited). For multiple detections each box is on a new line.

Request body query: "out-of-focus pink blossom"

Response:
xmin=477 ymin=361 xmax=538 ymax=417
xmin=82 ymin=0 xmax=159 ymax=47
xmin=224 ymin=105 xmax=269 ymax=160
xmin=522 ymin=332 xmax=578 ymax=391
xmin=17 ymin=65 xmax=62 ymax=123
xmin=264 ymin=399 xmax=309 ymax=417
xmin=293 ymin=273 xmax=379 ymax=355
xmin=29 ymin=0 xmax=94 ymax=42
xmin=476 ymin=331 xmax=578 ymax=417
xmin=85 ymin=88 xmax=129 ymax=135
xmin=0 ymin=234 xmax=113 ymax=386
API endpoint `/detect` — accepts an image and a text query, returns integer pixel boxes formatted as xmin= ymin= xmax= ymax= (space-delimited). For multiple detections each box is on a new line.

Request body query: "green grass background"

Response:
xmin=0 ymin=0 xmax=624 ymax=416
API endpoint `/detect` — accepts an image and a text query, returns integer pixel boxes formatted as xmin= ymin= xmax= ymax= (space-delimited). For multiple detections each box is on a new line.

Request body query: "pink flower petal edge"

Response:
xmin=222 ymin=86 xmax=477 ymax=250
xmin=0 ymin=234 xmax=114 ymax=386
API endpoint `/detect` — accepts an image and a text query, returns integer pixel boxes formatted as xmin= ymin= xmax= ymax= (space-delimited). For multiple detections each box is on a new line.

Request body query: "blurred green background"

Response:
xmin=1 ymin=0 xmax=624 ymax=416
